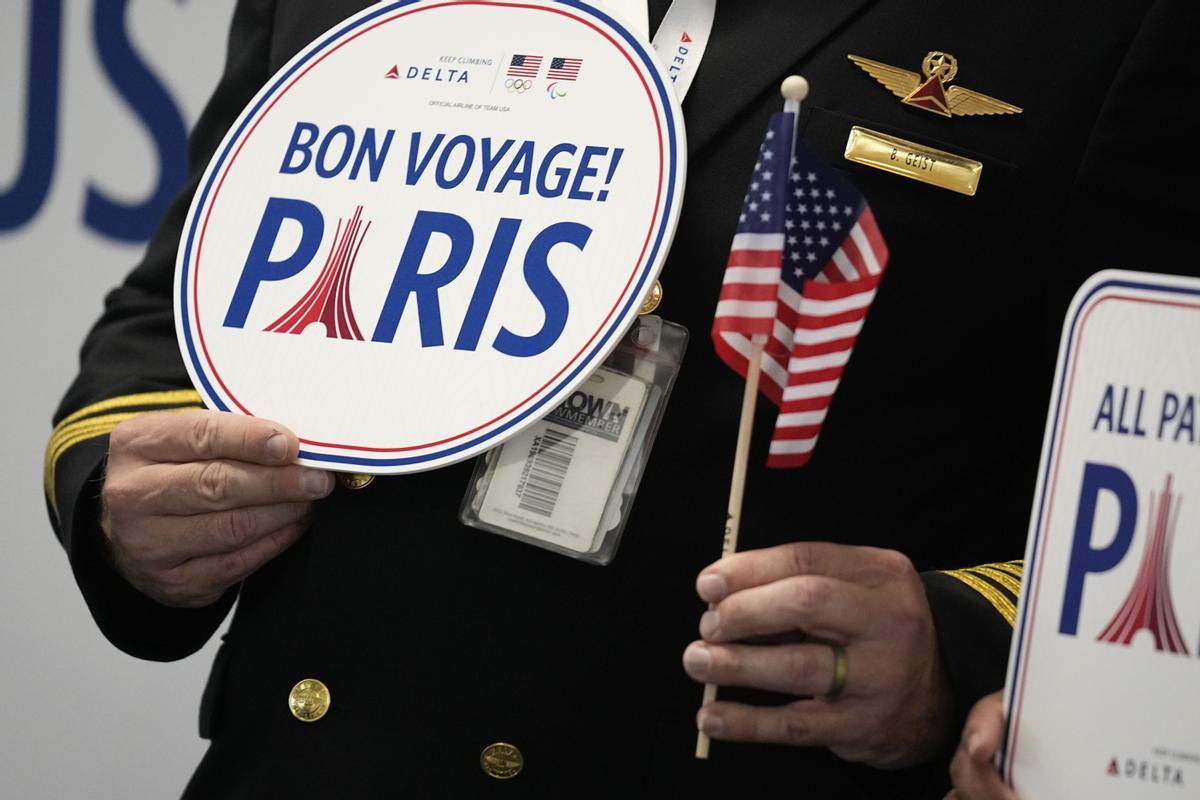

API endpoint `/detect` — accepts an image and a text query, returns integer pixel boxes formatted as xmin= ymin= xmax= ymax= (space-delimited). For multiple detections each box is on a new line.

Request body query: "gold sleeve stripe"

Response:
xmin=56 ymin=389 xmax=202 ymax=428
xmin=942 ymin=568 xmax=1017 ymax=627
xmin=45 ymin=413 xmax=141 ymax=518
xmin=990 ymin=561 xmax=1024 ymax=579
xmin=970 ymin=566 xmax=1023 ymax=598
xmin=48 ymin=391 xmax=203 ymax=457
xmin=45 ymin=397 xmax=202 ymax=519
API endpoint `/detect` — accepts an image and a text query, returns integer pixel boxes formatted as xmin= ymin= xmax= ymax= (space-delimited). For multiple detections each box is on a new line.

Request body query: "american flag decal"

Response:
xmin=712 ymin=112 xmax=889 ymax=468
xmin=547 ymin=57 xmax=583 ymax=81
xmin=507 ymin=54 xmax=543 ymax=78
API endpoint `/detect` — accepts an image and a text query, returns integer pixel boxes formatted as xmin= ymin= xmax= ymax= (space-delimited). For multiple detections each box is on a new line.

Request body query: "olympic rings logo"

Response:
xmin=505 ymin=78 xmax=534 ymax=94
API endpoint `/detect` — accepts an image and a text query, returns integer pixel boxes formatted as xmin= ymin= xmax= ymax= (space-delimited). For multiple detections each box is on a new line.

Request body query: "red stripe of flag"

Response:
xmin=778 ymin=395 xmax=833 ymax=413
xmin=727 ymin=249 xmax=783 ymax=268
xmin=785 ymin=364 xmax=847 ymax=386
xmin=771 ymin=425 xmax=823 ymax=440
xmin=719 ymin=282 xmax=781 ymax=302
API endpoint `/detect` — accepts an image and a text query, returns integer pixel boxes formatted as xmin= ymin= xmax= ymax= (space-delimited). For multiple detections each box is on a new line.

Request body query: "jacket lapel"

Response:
xmin=682 ymin=0 xmax=878 ymax=154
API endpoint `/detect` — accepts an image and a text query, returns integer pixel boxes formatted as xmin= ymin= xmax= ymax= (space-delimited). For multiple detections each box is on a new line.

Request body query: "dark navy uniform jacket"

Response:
xmin=44 ymin=0 xmax=1196 ymax=796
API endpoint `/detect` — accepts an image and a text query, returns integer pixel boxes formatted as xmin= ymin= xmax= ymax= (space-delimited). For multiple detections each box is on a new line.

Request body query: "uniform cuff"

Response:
xmin=921 ymin=567 xmax=1018 ymax=723
xmin=51 ymin=432 xmax=235 ymax=662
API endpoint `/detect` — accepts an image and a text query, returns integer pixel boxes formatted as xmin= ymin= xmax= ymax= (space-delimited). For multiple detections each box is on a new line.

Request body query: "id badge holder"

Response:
xmin=461 ymin=316 xmax=687 ymax=565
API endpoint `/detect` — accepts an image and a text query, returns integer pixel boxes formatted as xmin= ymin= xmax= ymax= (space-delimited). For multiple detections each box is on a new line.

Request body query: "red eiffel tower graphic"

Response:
xmin=265 ymin=206 xmax=370 ymax=340
xmin=1096 ymin=474 xmax=1190 ymax=654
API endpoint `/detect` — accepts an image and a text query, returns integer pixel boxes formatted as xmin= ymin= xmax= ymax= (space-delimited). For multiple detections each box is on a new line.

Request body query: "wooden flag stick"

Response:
xmin=696 ymin=338 xmax=765 ymax=760
xmin=696 ymin=76 xmax=809 ymax=761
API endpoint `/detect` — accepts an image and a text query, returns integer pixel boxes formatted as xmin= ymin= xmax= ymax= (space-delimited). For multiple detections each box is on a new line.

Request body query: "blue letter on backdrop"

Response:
xmin=85 ymin=0 xmax=188 ymax=242
xmin=0 ymin=0 xmax=62 ymax=231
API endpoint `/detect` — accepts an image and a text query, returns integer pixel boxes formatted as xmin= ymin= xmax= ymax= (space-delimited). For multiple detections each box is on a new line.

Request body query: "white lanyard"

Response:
xmin=650 ymin=0 xmax=715 ymax=101
xmin=598 ymin=0 xmax=717 ymax=102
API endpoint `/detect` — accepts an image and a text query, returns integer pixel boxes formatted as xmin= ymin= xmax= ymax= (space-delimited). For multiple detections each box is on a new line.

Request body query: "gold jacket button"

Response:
xmin=639 ymin=280 xmax=663 ymax=315
xmin=338 ymin=473 xmax=375 ymax=490
xmin=288 ymin=679 xmax=331 ymax=722
xmin=480 ymin=742 xmax=523 ymax=780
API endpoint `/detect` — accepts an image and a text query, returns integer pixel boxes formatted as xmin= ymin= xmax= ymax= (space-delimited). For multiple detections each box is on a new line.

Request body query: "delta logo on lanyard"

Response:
xmin=175 ymin=0 xmax=685 ymax=473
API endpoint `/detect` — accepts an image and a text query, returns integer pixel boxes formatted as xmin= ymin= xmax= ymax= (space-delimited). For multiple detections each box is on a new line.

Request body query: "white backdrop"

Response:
xmin=0 ymin=2 xmax=238 ymax=798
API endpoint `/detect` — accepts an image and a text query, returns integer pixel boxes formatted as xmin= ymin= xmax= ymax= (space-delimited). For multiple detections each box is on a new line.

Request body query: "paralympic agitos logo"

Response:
xmin=220 ymin=120 xmax=627 ymax=358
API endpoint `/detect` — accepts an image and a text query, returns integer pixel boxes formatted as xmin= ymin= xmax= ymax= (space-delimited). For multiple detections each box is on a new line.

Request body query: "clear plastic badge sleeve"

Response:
xmin=461 ymin=316 xmax=688 ymax=564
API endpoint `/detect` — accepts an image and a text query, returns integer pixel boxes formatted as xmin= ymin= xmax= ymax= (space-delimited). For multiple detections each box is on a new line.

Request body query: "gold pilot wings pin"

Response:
xmin=848 ymin=51 xmax=1022 ymax=118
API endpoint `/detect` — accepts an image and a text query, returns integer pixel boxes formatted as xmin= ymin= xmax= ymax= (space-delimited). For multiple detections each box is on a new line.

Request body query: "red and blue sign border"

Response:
xmin=1001 ymin=271 xmax=1200 ymax=785
xmin=175 ymin=0 xmax=684 ymax=470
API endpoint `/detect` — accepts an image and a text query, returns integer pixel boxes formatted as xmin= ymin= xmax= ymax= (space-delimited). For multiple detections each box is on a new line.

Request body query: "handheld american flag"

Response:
xmin=711 ymin=113 xmax=889 ymax=468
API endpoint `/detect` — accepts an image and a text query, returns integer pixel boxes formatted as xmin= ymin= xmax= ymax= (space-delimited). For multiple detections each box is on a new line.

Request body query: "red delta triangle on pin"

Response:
xmin=903 ymin=75 xmax=951 ymax=116
xmin=1108 ymin=758 xmax=1119 ymax=776
xmin=385 ymin=65 xmax=400 ymax=79
xmin=681 ymin=32 xmax=693 ymax=42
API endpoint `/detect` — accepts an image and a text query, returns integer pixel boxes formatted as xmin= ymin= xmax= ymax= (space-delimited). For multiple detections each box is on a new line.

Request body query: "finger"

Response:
xmin=950 ymin=744 xmax=1017 ymax=800
xmin=701 ymin=575 xmax=872 ymax=643
xmin=118 ymin=409 xmax=300 ymax=465
xmin=963 ymin=692 xmax=1006 ymax=763
xmin=697 ymin=542 xmax=908 ymax=603
xmin=173 ymin=517 xmax=308 ymax=596
xmin=137 ymin=502 xmax=314 ymax=562
xmin=696 ymin=700 xmax=845 ymax=748
xmin=950 ymin=693 xmax=1015 ymax=800
xmin=139 ymin=460 xmax=332 ymax=514
xmin=683 ymin=640 xmax=847 ymax=697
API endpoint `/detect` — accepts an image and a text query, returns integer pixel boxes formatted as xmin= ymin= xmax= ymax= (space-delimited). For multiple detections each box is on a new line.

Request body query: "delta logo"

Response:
xmin=1106 ymin=755 xmax=1185 ymax=787
xmin=664 ymin=31 xmax=694 ymax=85
xmin=383 ymin=62 xmax=471 ymax=83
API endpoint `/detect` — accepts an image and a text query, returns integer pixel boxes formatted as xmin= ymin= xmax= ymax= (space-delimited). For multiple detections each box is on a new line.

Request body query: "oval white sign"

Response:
xmin=175 ymin=0 xmax=685 ymax=473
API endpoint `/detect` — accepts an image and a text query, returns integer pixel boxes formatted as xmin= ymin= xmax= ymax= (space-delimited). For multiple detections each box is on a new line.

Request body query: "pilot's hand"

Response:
xmin=100 ymin=409 xmax=332 ymax=607
xmin=684 ymin=542 xmax=953 ymax=769
xmin=946 ymin=692 xmax=1018 ymax=800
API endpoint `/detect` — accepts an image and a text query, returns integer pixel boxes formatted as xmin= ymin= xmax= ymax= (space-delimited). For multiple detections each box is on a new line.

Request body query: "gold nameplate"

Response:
xmin=844 ymin=126 xmax=982 ymax=196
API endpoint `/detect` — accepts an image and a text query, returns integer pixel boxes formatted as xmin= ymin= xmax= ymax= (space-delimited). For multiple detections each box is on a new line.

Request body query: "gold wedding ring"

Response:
xmin=827 ymin=645 xmax=849 ymax=699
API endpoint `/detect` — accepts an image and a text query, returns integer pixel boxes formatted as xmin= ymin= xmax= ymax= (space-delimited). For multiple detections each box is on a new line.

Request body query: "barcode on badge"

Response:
xmin=515 ymin=428 xmax=579 ymax=517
